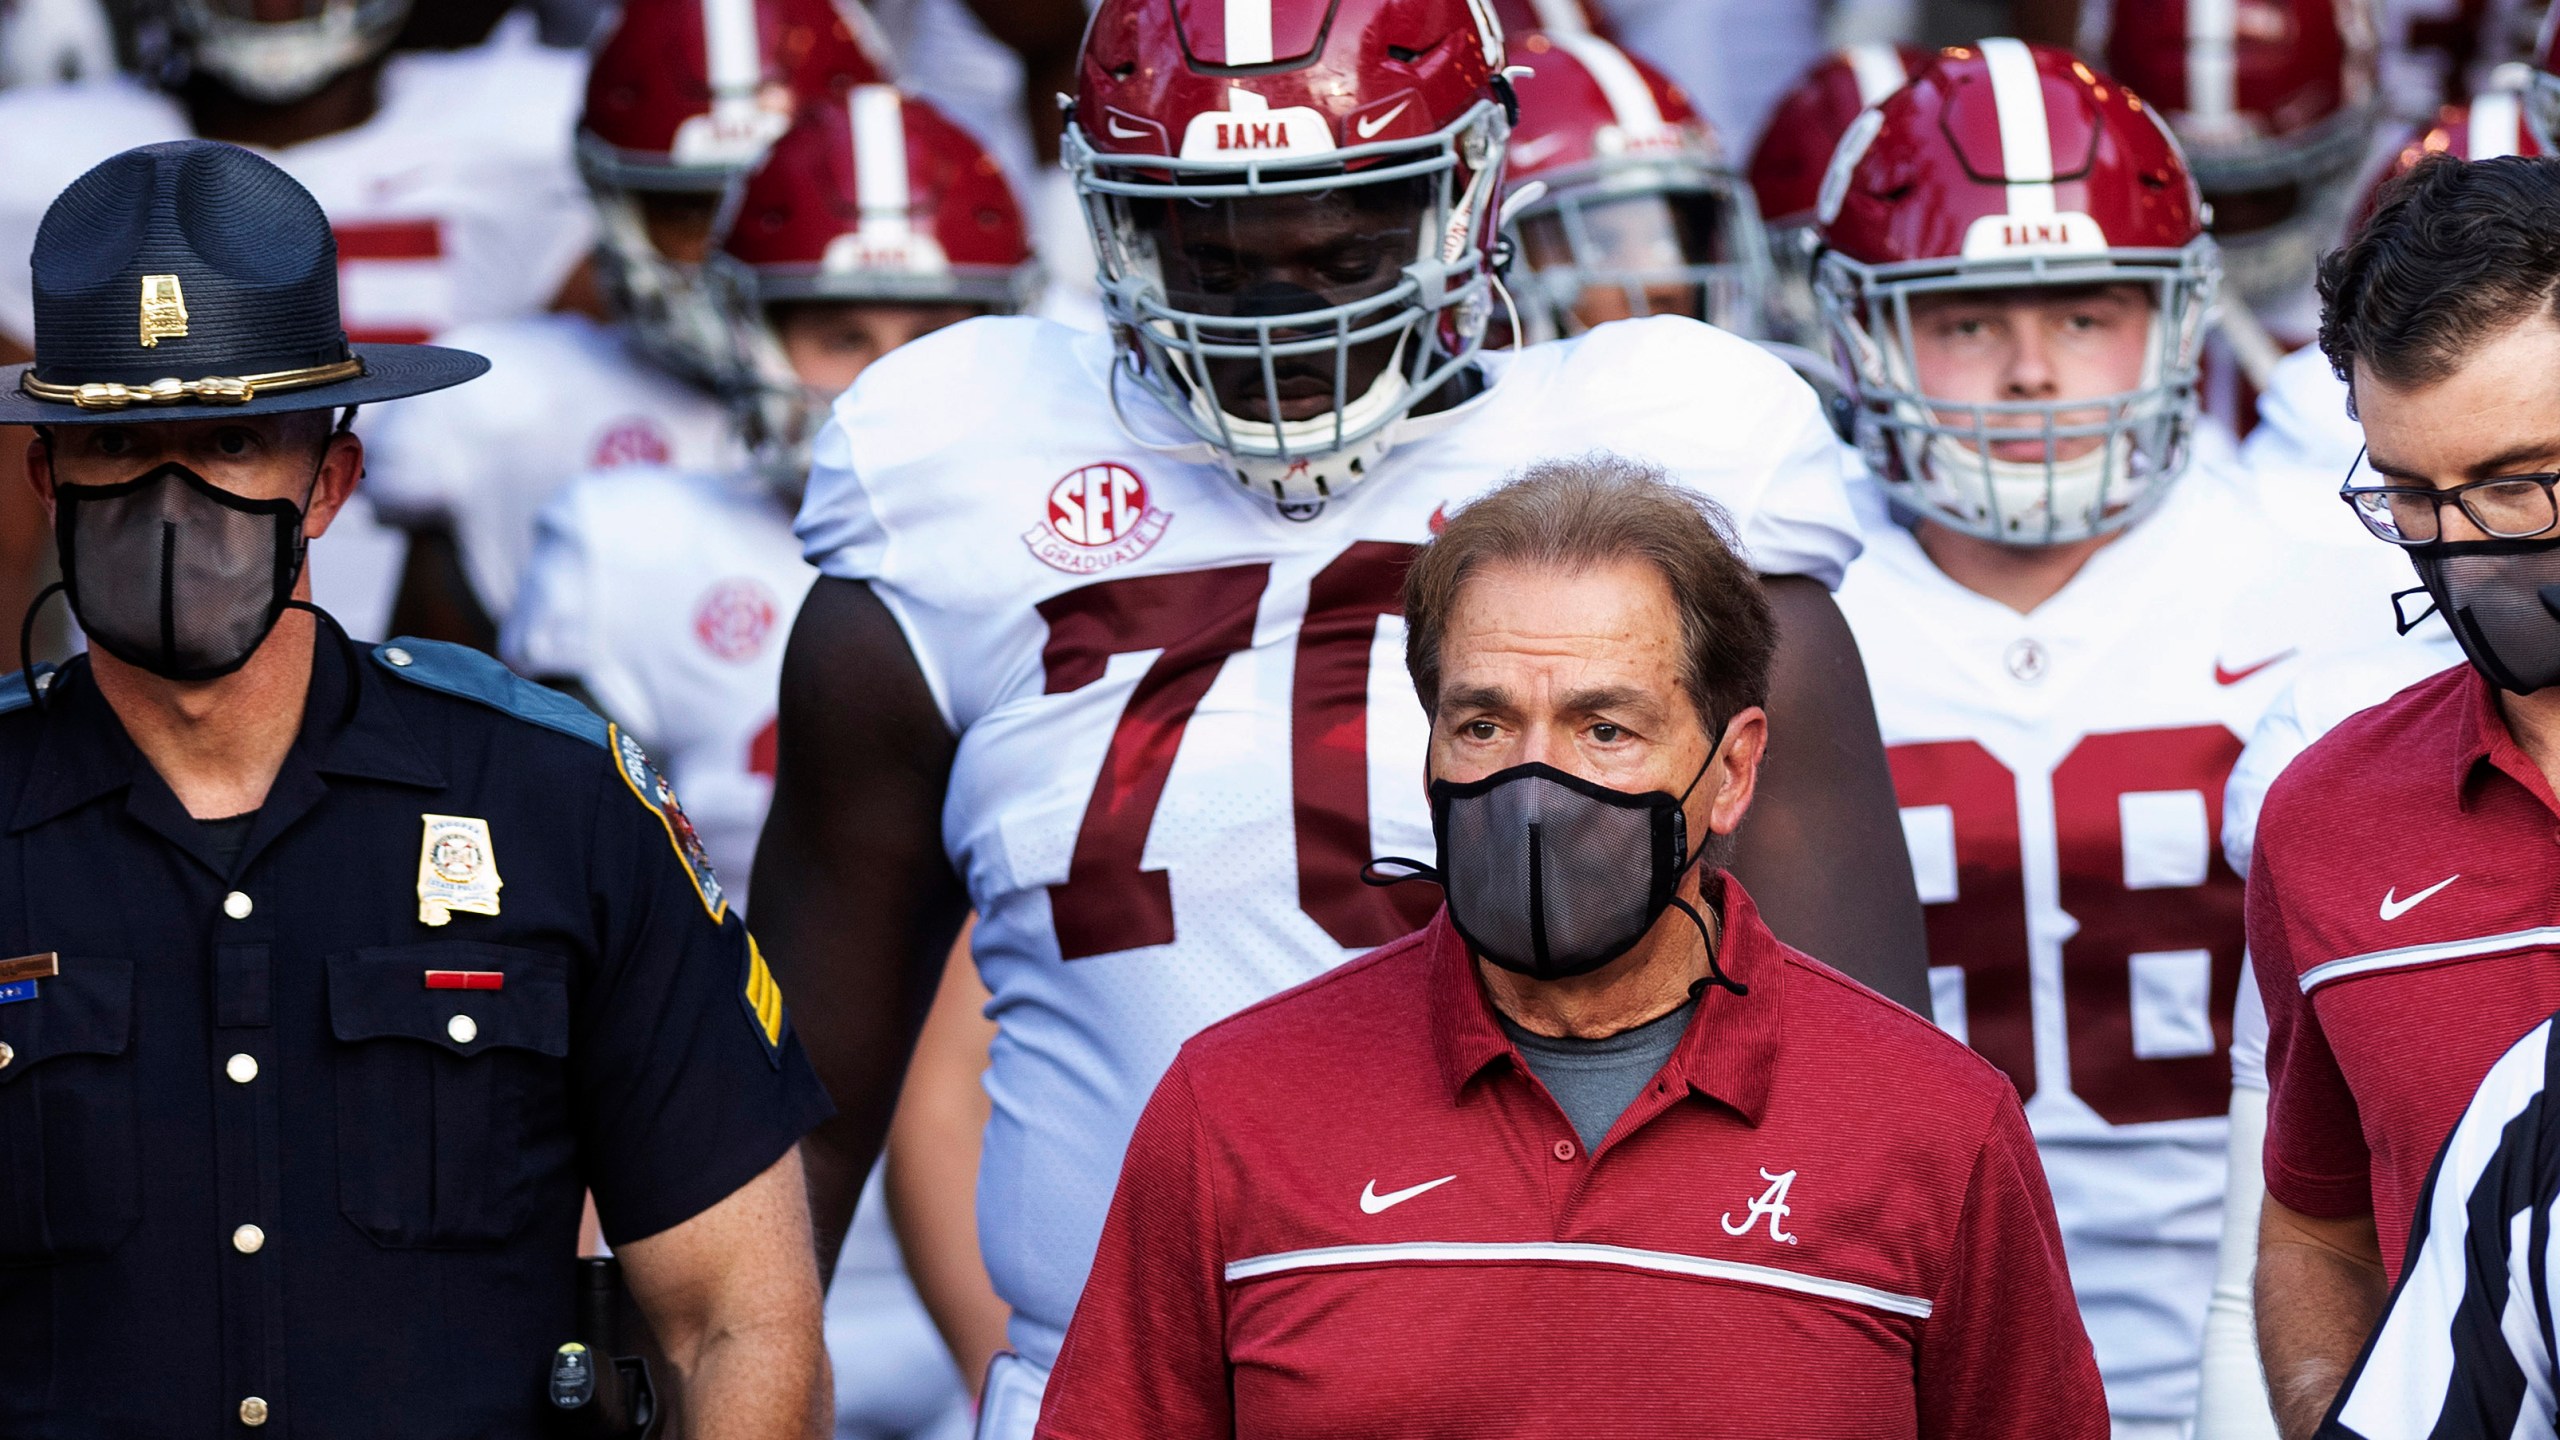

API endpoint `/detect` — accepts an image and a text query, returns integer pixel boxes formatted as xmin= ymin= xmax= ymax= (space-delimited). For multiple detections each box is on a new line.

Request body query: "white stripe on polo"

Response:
xmin=2300 ymin=928 xmax=2560 ymax=993
xmin=1222 ymin=1239 xmax=1936 ymax=1318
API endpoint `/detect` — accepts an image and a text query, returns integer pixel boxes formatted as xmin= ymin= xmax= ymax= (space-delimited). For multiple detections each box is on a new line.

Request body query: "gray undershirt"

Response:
xmin=1499 ymin=996 xmax=1698 ymax=1153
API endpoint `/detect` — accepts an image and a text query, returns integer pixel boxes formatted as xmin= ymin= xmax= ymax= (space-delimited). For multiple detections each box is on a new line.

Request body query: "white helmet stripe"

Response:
xmin=702 ymin=0 xmax=760 ymax=101
xmin=1843 ymin=43 xmax=1910 ymax=107
xmin=2474 ymin=89 xmax=2525 ymax=159
xmin=1225 ymin=0 xmax=1274 ymax=65
xmin=1981 ymin=37 xmax=2057 ymax=219
xmin=1526 ymin=0 xmax=1593 ymax=34
xmin=852 ymin=84 xmax=913 ymax=234
xmin=2185 ymin=0 xmax=2237 ymax=125
xmin=1551 ymin=32 xmax=1667 ymax=136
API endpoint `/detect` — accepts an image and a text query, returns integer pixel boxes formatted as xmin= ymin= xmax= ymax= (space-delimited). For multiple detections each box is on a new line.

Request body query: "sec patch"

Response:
xmin=1024 ymin=462 xmax=1171 ymax=574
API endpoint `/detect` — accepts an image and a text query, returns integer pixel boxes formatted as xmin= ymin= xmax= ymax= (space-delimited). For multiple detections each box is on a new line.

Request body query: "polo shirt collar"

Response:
xmin=9 ymin=624 xmax=443 ymax=834
xmin=1428 ymin=872 xmax=1787 ymax=1126
xmin=2453 ymin=665 xmax=2560 ymax=816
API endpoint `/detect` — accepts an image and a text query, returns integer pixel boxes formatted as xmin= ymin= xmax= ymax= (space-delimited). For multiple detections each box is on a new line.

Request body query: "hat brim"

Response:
xmin=0 ymin=342 xmax=491 ymax=425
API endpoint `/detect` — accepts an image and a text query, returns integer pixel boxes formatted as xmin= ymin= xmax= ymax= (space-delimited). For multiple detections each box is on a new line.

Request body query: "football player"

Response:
xmin=1499 ymin=29 xmax=1774 ymax=341
xmin=360 ymin=0 xmax=886 ymax=650
xmin=1747 ymin=43 xmax=1931 ymax=347
xmin=2103 ymin=0 xmax=2385 ymax=436
xmin=750 ymin=2 xmax=1933 ymax=1437
xmin=0 ymin=0 xmax=594 ymax=641
xmin=1817 ymin=39 xmax=2402 ymax=1435
xmin=505 ymin=89 xmax=1037 ymax=1440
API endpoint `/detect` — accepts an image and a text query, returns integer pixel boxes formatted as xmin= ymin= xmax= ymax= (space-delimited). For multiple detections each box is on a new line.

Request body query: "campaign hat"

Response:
xmin=0 ymin=139 xmax=487 ymax=424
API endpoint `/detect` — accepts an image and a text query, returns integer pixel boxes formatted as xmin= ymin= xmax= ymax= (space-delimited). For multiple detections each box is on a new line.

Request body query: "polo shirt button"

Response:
xmin=223 ymin=891 xmax=253 ymax=920
xmin=231 ymin=1223 xmax=265 ymax=1255
xmin=1551 ymin=1138 xmax=1577 ymax=1162
xmin=226 ymin=1053 xmax=258 ymax=1085
xmin=239 ymin=1396 xmax=269 ymax=1427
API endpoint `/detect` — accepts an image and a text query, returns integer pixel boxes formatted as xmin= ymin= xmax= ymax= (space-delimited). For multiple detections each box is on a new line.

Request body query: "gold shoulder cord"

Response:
xmin=18 ymin=357 xmax=367 ymax=411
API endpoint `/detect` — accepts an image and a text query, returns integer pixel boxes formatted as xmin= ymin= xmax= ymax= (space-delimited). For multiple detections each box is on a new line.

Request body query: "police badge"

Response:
xmin=416 ymin=814 xmax=503 ymax=926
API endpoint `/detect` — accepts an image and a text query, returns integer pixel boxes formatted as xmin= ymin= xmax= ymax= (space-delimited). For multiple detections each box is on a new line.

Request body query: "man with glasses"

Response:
xmin=2244 ymin=151 xmax=2560 ymax=1440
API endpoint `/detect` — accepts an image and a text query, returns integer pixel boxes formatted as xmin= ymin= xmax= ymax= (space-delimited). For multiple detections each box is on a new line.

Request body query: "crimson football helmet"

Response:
xmin=2351 ymin=80 xmax=2541 ymax=233
xmin=1815 ymin=39 xmax=2218 ymax=545
xmin=1500 ymin=30 xmax=1771 ymax=339
xmin=2103 ymin=0 xmax=2380 ymax=310
xmin=579 ymin=0 xmax=887 ymax=388
xmin=1066 ymin=0 xmax=1510 ymax=510
xmin=1748 ymin=43 xmax=1932 ymax=344
xmin=2525 ymin=8 xmax=2560 ymax=152
xmin=164 ymin=0 xmax=410 ymax=104
xmin=715 ymin=84 xmax=1039 ymax=487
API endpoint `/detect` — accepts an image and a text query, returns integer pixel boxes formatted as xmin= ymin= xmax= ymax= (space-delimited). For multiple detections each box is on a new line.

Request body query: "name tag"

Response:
xmin=0 ymin=980 xmax=37 ymax=1005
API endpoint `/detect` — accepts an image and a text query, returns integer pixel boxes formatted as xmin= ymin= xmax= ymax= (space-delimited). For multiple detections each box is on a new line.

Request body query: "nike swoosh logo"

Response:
xmin=1427 ymin=502 xmax=1449 ymax=535
xmin=1355 ymin=100 xmax=1411 ymax=140
xmin=1507 ymin=132 xmax=1569 ymax=169
xmin=1359 ymin=1174 xmax=1456 ymax=1214
xmin=2214 ymin=649 xmax=2297 ymax=686
xmin=1104 ymin=114 xmax=1149 ymax=140
xmin=2380 ymin=875 xmax=2459 ymax=921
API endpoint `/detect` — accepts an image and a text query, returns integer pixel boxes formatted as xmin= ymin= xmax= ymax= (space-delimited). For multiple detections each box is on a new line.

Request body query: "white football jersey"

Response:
xmin=0 ymin=16 xmax=591 ymax=349
xmin=1834 ymin=439 xmax=2410 ymax=1424
xmin=503 ymin=463 xmax=807 ymax=909
xmin=363 ymin=313 xmax=738 ymax=621
xmin=796 ymin=312 xmax=1865 ymax=1375
xmin=503 ymin=466 xmax=969 ymax=1437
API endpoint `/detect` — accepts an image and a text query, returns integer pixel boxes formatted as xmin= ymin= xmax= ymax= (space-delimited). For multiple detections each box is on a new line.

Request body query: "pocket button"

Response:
xmin=447 ymin=1014 xmax=477 ymax=1045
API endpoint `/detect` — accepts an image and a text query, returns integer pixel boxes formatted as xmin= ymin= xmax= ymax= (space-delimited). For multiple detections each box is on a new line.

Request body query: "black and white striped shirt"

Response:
xmin=2318 ymin=1011 xmax=2560 ymax=1440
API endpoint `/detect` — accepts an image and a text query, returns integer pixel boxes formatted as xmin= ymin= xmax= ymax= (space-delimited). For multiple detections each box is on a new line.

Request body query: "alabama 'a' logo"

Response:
xmin=1024 ymin=462 xmax=1172 ymax=574
xmin=1720 ymin=1167 xmax=1800 ymax=1245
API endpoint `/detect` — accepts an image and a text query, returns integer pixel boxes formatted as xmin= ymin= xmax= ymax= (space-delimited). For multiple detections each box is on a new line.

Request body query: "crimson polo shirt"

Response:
xmin=1034 ymin=879 xmax=2107 ymax=1440
xmin=2252 ymin=661 xmax=2560 ymax=1277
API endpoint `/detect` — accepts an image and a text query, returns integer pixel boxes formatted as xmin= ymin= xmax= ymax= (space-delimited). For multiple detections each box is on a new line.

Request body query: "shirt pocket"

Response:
xmin=0 ymin=956 xmax=138 ymax=1261
xmin=328 ymin=942 xmax=572 ymax=1248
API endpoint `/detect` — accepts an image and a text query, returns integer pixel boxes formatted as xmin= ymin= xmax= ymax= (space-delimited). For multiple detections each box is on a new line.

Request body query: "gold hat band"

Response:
xmin=18 ymin=356 xmax=366 ymax=411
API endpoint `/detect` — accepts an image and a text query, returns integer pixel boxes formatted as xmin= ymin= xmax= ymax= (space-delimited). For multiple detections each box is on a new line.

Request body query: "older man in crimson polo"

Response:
xmin=2249 ymin=153 xmax=2560 ymax=1440
xmin=1031 ymin=458 xmax=2106 ymax=1439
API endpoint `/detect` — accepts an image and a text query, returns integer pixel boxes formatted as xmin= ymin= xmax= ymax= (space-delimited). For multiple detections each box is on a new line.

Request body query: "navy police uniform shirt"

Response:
xmin=0 ymin=633 xmax=834 ymax=1438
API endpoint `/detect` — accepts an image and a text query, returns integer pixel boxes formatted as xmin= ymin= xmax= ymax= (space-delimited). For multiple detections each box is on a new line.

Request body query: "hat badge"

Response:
xmin=138 ymin=274 xmax=187 ymax=349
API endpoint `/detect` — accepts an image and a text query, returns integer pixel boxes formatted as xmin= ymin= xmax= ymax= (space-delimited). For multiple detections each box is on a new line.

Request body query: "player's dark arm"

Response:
xmin=1728 ymin=575 xmax=1931 ymax=1015
xmin=749 ymin=577 xmax=969 ymax=1274
xmin=961 ymin=0 xmax=1087 ymax=166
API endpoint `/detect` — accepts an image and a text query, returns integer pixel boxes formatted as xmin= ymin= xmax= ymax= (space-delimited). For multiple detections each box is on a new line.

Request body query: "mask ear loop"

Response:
xmin=18 ymin=581 xmax=64 ymax=711
xmin=1668 ymin=722 xmax=1747 ymax=998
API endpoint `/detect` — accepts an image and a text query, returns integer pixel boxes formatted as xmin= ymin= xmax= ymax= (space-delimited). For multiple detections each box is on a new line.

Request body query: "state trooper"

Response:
xmin=0 ymin=139 xmax=834 ymax=1438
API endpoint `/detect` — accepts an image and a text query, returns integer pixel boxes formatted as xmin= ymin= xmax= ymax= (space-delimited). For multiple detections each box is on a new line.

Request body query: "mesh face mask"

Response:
xmin=1369 ymin=742 xmax=1744 ymax=992
xmin=55 ymin=461 xmax=309 ymax=682
xmin=2408 ymin=537 xmax=2560 ymax=695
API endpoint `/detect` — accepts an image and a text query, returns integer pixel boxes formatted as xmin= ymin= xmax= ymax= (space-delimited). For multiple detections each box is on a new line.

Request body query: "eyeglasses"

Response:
xmin=2339 ymin=448 xmax=2560 ymax=545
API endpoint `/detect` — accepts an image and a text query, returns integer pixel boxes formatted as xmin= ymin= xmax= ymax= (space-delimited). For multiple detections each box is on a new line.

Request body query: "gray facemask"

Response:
xmin=1368 ymin=740 xmax=1745 ymax=992
xmin=2407 ymin=537 xmax=2560 ymax=695
xmin=55 ymin=461 xmax=309 ymax=681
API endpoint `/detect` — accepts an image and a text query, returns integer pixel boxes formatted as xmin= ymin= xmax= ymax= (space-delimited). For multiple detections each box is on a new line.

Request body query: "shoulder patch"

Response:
xmin=372 ymin=639 xmax=611 ymax=748
xmin=0 ymin=664 xmax=55 ymax=716
xmin=609 ymin=724 xmax=727 ymax=923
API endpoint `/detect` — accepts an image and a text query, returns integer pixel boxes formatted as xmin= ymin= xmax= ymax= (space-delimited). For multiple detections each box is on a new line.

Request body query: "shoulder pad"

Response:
xmin=371 ymin=639 xmax=610 ymax=748
xmin=0 ymin=664 xmax=56 ymax=717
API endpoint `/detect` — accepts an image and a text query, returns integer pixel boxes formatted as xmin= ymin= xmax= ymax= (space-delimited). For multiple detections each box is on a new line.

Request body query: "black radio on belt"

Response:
xmin=546 ymin=1258 xmax=658 ymax=1438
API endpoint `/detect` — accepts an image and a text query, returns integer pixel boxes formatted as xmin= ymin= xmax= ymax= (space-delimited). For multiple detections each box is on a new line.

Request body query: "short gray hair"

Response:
xmin=1400 ymin=454 xmax=1776 ymax=732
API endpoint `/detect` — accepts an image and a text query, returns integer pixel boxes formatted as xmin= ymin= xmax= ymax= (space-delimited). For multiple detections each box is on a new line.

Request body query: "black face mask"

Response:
xmin=54 ymin=460 xmax=310 ymax=682
xmin=1369 ymin=737 xmax=1745 ymax=993
xmin=2406 ymin=536 xmax=2560 ymax=695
